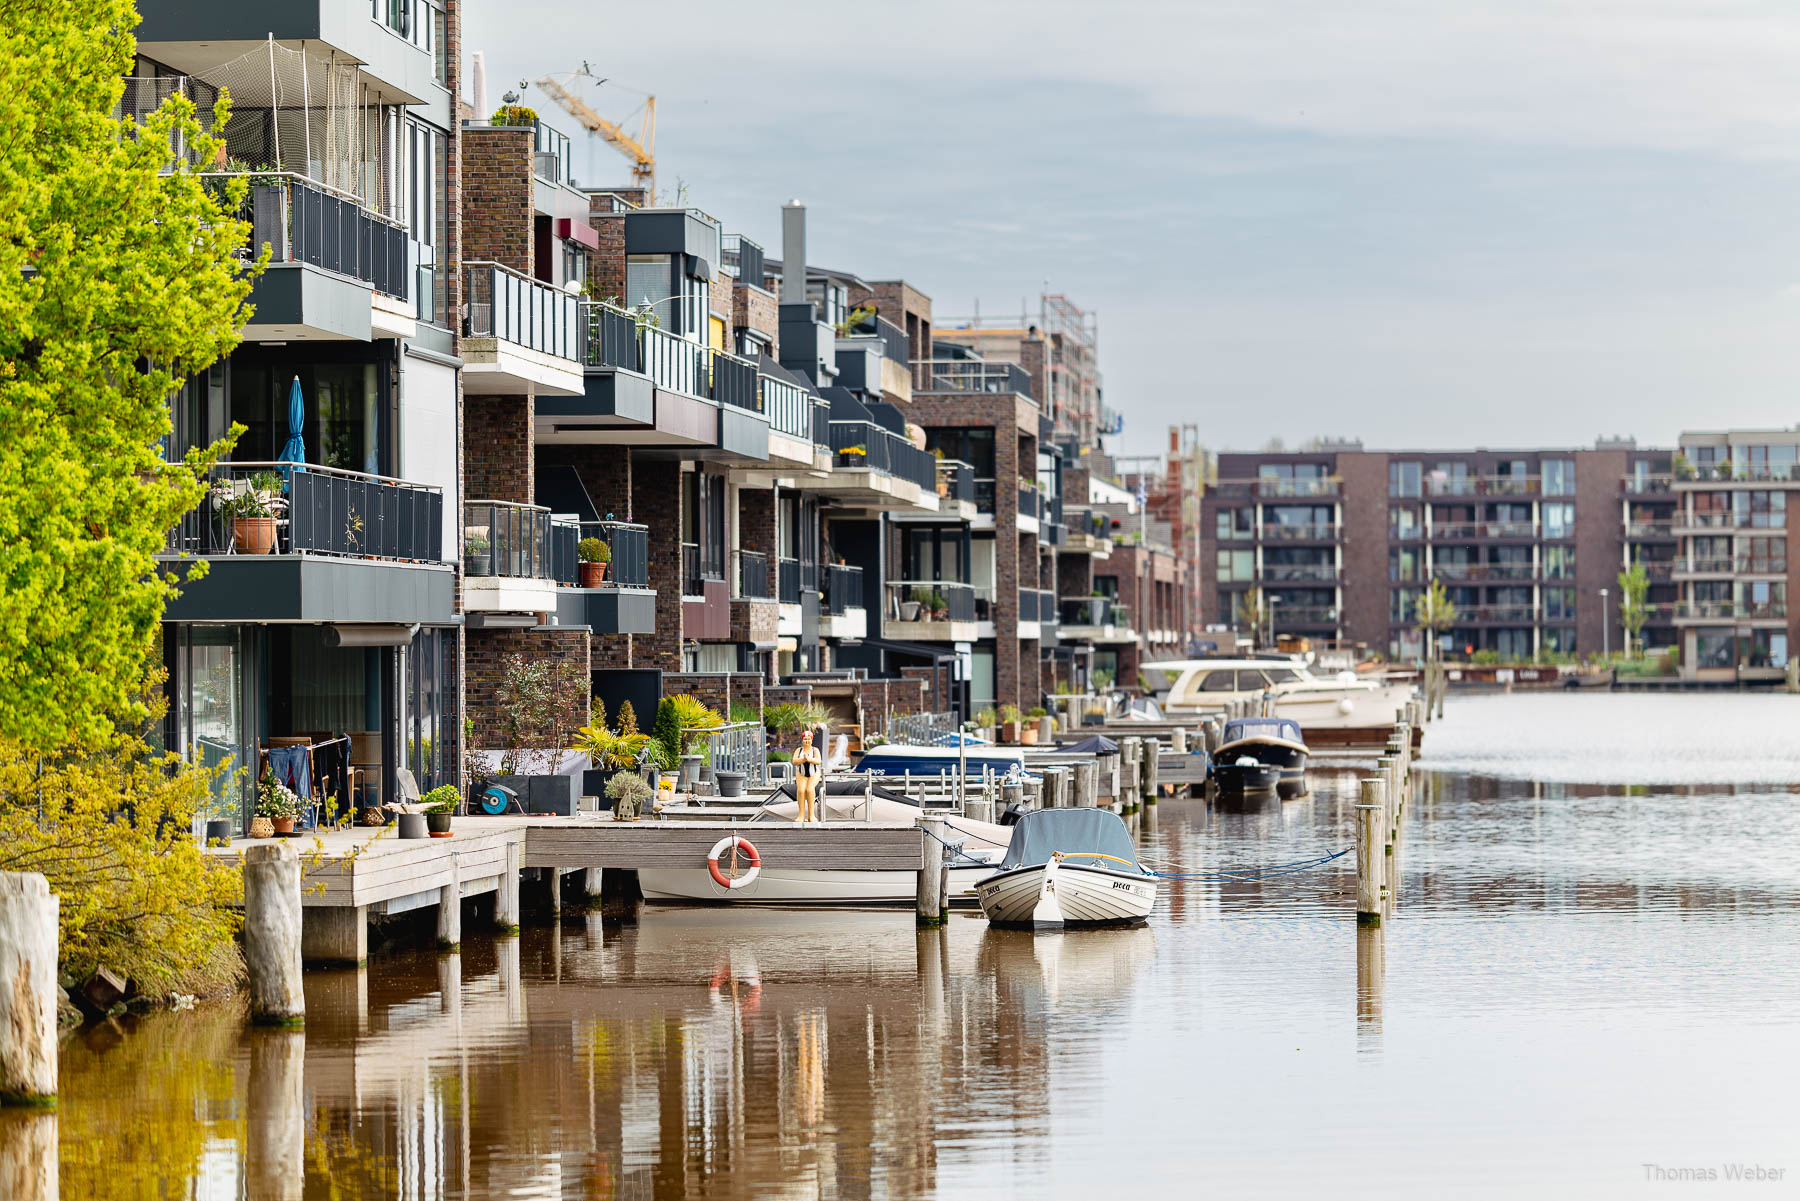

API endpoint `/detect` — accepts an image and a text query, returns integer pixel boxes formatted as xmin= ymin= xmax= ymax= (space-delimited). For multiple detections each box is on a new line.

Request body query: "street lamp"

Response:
xmin=1599 ymin=587 xmax=1610 ymax=659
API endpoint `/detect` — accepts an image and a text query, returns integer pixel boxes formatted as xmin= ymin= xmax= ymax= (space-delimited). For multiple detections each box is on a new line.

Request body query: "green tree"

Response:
xmin=0 ymin=0 xmax=258 ymax=750
xmin=1414 ymin=577 xmax=1458 ymax=660
xmin=1617 ymin=557 xmax=1650 ymax=659
xmin=1235 ymin=585 xmax=1266 ymax=646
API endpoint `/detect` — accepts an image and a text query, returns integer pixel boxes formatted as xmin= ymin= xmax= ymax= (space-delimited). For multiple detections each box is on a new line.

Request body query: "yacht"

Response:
xmin=1142 ymin=656 xmax=1415 ymax=731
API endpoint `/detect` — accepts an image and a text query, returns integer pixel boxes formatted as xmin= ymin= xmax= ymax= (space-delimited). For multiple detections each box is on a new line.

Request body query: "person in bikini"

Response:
xmin=792 ymin=728 xmax=823 ymax=823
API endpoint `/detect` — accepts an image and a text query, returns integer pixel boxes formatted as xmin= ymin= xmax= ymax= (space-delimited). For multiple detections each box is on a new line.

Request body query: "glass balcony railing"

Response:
xmin=464 ymin=501 xmax=560 ymax=580
xmin=886 ymin=581 xmax=976 ymax=623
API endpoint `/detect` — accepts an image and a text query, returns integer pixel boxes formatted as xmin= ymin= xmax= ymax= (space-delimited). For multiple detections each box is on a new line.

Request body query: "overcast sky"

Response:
xmin=467 ymin=0 xmax=1800 ymax=458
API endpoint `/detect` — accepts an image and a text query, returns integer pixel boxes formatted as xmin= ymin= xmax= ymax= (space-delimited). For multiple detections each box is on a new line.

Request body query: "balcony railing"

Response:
xmin=1039 ymin=589 xmax=1057 ymax=624
xmin=1432 ymin=563 xmax=1537 ymax=581
xmin=578 ymin=301 xmax=760 ymax=409
xmin=1737 ymin=557 xmax=1788 ymax=575
xmin=1678 ymin=557 xmax=1735 ymax=574
xmin=824 ymin=564 xmax=864 ymax=615
xmin=1254 ymin=477 xmax=1339 ymax=498
xmin=913 ymin=359 xmax=1034 ymax=399
xmin=465 ymin=501 xmax=555 ymax=579
xmin=735 ymin=550 xmax=772 ymax=599
xmin=1486 ymin=521 xmax=1540 ymax=538
xmin=1627 ymin=520 xmax=1675 ymax=538
xmin=464 ymin=262 xmax=580 ymax=359
xmin=887 ymin=581 xmax=976 ymax=623
xmin=572 ymin=520 xmax=649 ymax=589
xmin=1019 ymin=588 xmax=1040 ymax=622
xmin=1624 ymin=474 xmax=1675 ymax=494
xmin=218 ymin=173 xmax=409 ymax=300
xmin=1262 ymin=563 xmax=1339 ymax=582
xmin=761 ymin=373 xmax=813 ymax=440
xmin=722 ymin=233 xmax=766 ymax=289
xmin=840 ymin=315 xmax=909 ymax=363
xmin=778 ymin=558 xmax=801 ymax=604
xmin=1456 ymin=605 xmax=1542 ymax=623
xmin=1642 ymin=560 xmax=1676 ymax=580
xmin=165 ymin=462 xmax=444 ymax=562
xmin=680 ymin=542 xmax=725 ymax=596
xmin=938 ymin=458 xmax=974 ymax=504
xmin=827 ymin=421 xmax=938 ymax=490
xmin=531 ymin=119 xmax=572 ymax=185
xmin=973 ymin=478 xmax=998 ymax=514
xmin=1018 ymin=487 xmax=1041 ymax=520
xmin=1271 ymin=606 xmax=1339 ymax=625
xmin=1262 ymin=523 xmax=1337 ymax=542
xmin=1059 ymin=597 xmax=1124 ymax=627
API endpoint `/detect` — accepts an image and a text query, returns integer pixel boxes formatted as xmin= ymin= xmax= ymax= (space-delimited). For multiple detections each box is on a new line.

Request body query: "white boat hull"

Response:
xmin=1271 ymin=682 xmax=1415 ymax=730
xmin=640 ymin=862 xmax=994 ymax=905
xmin=976 ymin=861 xmax=1157 ymax=927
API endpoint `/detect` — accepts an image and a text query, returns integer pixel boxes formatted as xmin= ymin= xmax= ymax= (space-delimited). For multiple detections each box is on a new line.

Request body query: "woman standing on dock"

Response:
xmin=792 ymin=729 xmax=823 ymax=823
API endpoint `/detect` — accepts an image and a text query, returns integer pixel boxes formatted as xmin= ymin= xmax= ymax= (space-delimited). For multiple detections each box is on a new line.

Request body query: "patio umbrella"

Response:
xmin=276 ymin=375 xmax=306 ymax=467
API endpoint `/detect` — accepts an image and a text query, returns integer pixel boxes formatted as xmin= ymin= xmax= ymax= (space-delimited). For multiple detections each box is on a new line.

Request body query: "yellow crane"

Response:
xmin=534 ymin=66 xmax=655 ymax=195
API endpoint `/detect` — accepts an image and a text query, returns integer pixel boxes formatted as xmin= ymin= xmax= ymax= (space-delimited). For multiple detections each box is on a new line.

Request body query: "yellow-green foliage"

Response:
xmin=0 ymin=0 xmax=260 ymax=749
xmin=0 ymin=729 xmax=244 ymax=995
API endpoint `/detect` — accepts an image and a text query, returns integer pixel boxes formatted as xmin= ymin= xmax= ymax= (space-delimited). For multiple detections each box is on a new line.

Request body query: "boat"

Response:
xmin=636 ymin=793 xmax=1011 ymax=906
xmin=974 ymin=809 xmax=1158 ymax=928
xmin=1213 ymin=716 xmax=1309 ymax=798
xmin=856 ymin=735 xmax=1033 ymax=779
xmin=1142 ymin=656 xmax=1415 ymax=731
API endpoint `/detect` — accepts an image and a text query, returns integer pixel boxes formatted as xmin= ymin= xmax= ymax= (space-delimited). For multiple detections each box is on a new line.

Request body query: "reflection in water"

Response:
xmin=22 ymin=696 xmax=1800 ymax=1199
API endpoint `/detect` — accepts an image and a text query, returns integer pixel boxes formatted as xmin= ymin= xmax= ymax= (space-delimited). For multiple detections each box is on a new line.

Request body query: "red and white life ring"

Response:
xmin=707 ymin=835 xmax=761 ymax=889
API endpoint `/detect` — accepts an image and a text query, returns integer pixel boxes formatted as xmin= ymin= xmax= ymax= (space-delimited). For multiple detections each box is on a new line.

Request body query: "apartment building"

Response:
xmin=141 ymin=0 xmax=465 ymax=832
xmin=1668 ymin=429 xmax=1800 ymax=680
xmin=1205 ymin=440 xmax=1676 ymax=661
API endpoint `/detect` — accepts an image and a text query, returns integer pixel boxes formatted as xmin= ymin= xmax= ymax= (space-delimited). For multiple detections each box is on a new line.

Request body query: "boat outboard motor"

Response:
xmin=999 ymin=802 xmax=1030 ymax=826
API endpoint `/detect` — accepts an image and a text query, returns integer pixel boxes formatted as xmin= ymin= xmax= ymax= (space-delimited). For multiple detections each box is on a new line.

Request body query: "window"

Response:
xmin=1216 ymin=549 xmax=1254 ymax=582
xmin=625 ymin=255 xmax=673 ymax=314
xmin=1543 ymin=503 xmax=1575 ymax=539
xmin=1739 ymin=580 xmax=1785 ymax=616
xmin=1741 ymin=490 xmax=1786 ymax=529
xmin=1200 ymin=671 xmax=1237 ymax=692
xmin=1389 ymin=461 xmax=1421 ymax=497
xmin=1695 ymin=630 xmax=1735 ymax=669
xmin=1389 ymin=506 xmax=1419 ymax=540
xmin=1544 ymin=546 xmax=1575 ymax=579
xmin=1215 ymin=507 xmax=1254 ymax=541
xmin=1391 ymin=587 xmax=1421 ymax=624
xmin=1543 ymin=627 xmax=1576 ymax=655
xmin=1544 ymin=587 xmax=1577 ymax=620
xmin=1389 ymin=546 xmax=1419 ymax=582
xmin=1744 ymin=536 xmax=1786 ymax=574
xmin=1542 ymin=459 xmax=1575 ymax=496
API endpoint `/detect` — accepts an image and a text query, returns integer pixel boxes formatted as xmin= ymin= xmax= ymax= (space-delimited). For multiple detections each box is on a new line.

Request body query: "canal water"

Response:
xmin=23 ymin=694 xmax=1800 ymax=1199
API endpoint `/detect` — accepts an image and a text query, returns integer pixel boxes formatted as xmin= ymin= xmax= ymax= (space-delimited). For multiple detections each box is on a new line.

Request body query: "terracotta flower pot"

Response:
xmin=1021 ymin=726 xmax=1039 ymax=746
xmin=270 ymin=816 xmax=295 ymax=835
xmin=234 ymin=516 xmax=278 ymax=554
xmin=1000 ymin=721 xmax=1020 ymax=744
xmin=579 ymin=561 xmax=606 ymax=587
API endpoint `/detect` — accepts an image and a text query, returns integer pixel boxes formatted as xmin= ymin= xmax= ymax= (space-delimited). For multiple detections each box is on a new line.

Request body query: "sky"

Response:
xmin=465 ymin=0 xmax=1800 ymax=458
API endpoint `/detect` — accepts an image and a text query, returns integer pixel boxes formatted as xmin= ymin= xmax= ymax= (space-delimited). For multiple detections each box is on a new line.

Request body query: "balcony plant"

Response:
xmin=464 ymin=528 xmax=492 ymax=575
xmin=837 ymin=444 xmax=868 ymax=467
xmin=578 ymin=536 xmax=611 ymax=587
xmin=926 ymin=589 xmax=949 ymax=621
xmin=254 ymin=768 xmax=301 ymax=837
xmin=422 ymin=784 xmax=459 ymax=837
xmin=998 ymin=704 xmax=1022 ymax=744
xmin=490 ymin=104 xmax=539 ymax=127
xmin=216 ymin=470 xmax=284 ymax=554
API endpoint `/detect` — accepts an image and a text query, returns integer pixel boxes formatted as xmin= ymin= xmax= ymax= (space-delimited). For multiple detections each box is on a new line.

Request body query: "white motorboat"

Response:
xmin=974 ymin=809 xmax=1157 ymax=928
xmin=637 ymin=794 xmax=1011 ymax=905
xmin=1143 ymin=656 xmax=1415 ymax=731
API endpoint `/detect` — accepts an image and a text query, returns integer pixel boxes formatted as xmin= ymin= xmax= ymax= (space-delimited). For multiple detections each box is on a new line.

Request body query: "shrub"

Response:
xmin=616 ymin=699 xmax=640 ymax=736
xmin=729 ymin=700 xmax=761 ymax=726
xmin=493 ymin=654 xmax=589 ymax=774
xmin=1027 ymin=706 xmax=1047 ymax=718
xmin=999 ymin=704 xmax=1022 ymax=725
xmin=421 ymin=785 xmax=460 ymax=813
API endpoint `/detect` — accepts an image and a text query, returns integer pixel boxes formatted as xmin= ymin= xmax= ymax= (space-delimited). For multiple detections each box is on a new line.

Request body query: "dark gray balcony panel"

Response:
xmin=541 ymin=369 xmax=655 ymax=426
xmin=557 ymin=587 xmax=657 ymax=635
xmin=717 ymin=405 xmax=770 ymax=462
xmin=243 ymin=264 xmax=373 ymax=342
xmin=624 ymin=211 xmax=719 ymax=264
xmin=164 ymin=558 xmax=454 ymax=624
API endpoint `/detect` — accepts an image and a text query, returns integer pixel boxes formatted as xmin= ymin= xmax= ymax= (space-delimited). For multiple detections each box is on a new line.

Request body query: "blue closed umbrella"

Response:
xmin=277 ymin=375 xmax=306 ymax=468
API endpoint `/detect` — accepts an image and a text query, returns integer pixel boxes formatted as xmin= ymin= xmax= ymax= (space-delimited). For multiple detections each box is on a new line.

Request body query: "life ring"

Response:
xmin=707 ymin=835 xmax=761 ymax=889
xmin=709 ymin=964 xmax=764 ymax=1011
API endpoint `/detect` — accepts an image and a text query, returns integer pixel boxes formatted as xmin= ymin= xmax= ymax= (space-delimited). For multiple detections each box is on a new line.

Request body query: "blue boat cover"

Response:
xmin=1222 ymin=716 xmax=1304 ymax=745
xmin=1061 ymin=734 xmax=1118 ymax=754
xmin=996 ymin=808 xmax=1144 ymax=872
xmin=858 ymin=751 xmax=1032 ymax=778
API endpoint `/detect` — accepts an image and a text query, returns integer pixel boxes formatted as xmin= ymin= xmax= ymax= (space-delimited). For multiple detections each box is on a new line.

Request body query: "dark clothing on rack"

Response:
xmin=268 ymin=745 xmax=311 ymax=800
xmin=312 ymin=736 xmax=352 ymax=825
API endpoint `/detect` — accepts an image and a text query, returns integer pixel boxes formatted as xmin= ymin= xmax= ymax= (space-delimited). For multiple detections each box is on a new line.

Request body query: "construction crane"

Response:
xmin=534 ymin=65 xmax=655 ymax=195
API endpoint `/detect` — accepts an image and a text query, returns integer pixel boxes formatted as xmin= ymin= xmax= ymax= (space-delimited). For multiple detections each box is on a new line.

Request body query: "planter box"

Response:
xmin=527 ymin=774 xmax=578 ymax=816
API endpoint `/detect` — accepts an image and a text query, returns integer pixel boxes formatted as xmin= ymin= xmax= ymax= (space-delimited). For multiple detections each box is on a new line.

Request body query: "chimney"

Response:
xmin=781 ymin=201 xmax=807 ymax=306
xmin=471 ymin=51 xmax=487 ymax=119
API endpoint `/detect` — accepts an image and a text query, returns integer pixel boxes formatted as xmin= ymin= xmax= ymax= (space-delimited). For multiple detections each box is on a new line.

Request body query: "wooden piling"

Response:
xmin=916 ymin=814 xmax=948 ymax=925
xmin=583 ymin=866 xmax=605 ymax=907
xmin=1376 ymin=755 xmax=1398 ymax=834
xmin=436 ymin=854 xmax=461 ymax=951
xmin=1072 ymin=760 xmax=1097 ymax=807
xmin=0 ymin=873 xmax=58 ymax=1105
xmin=1204 ymin=718 xmax=1221 ymax=753
xmin=494 ymin=840 xmax=521 ymax=933
xmin=243 ymin=843 xmax=305 ymax=1028
xmin=247 ymin=1029 xmax=305 ymax=1201
xmin=1355 ymin=795 xmax=1383 ymax=926
xmin=1171 ymin=727 xmax=1188 ymax=754
xmin=1144 ymin=739 xmax=1160 ymax=804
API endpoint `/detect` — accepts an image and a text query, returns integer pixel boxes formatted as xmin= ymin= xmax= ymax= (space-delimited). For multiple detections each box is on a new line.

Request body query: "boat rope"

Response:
xmin=1147 ymin=848 xmax=1350 ymax=882
xmin=916 ymin=820 xmax=996 ymax=867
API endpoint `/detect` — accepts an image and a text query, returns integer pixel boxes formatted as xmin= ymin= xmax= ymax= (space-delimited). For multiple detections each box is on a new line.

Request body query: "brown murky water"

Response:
xmin=16 ymin=694 xmax=1800 ymax=1199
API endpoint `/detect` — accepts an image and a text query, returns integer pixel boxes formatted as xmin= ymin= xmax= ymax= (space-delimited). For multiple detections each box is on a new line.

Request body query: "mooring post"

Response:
xmin=247 ymin=1028 xmax=305 ymax=1201
xmin=0 ymin=873 xmax=58 ymax=1106
xmin=436 ymin=854 xmax=461 ymax=952
xmin=243 ymin=843 xmax=305 ymax=1028
xmin=494 ymin=839 xmax=521 ymax=933
xmin=916 ymin=814 xmax=947 ymax=925
xmin=1144 ymin=738 xmax=1160 ymax=804
xmin=583 ymin=866 xmax=605 ymax=908
xmin=1376 ymin=755 xmax=1398 ymax=834
xmin=1356 ymin=787 xmax=1385 ymax=924
xmin=1171 ymin=726 xmax=1187 ymax=754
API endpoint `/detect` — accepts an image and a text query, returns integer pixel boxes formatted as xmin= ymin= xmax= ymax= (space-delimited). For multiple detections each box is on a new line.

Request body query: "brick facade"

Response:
xmin=634 ymin=457 xmax=684 ymax=671
xmin=464 ymin=395 xmax=533 ymax=504
xmin=461 ymin=126 xmax=534 ymax=274
xmin=465 ymin=627 xmax=591 ymax=750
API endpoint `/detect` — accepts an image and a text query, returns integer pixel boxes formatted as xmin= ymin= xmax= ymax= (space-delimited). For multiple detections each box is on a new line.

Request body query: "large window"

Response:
xmin=1391 ymin=587 xmax=1421 ymax=623
xmin=625 ymin=255 xmax=674 ymax=314
xmin=1739 ymin=490 xmax=1786 ymax=528
xmin=1743 ymin=536 xmax=1786 ymax=574
xmin=230 ymin=350 xmax=386 ymax=473
xmin=1389 ymin=506 xmax=1419 ymax=540
xmin=1543 ymin=503 xmax=1575 ymax=539
xmin=1389 ymin=461 xmax=1421 ymax=497
xmin=1542 ymin=458 xmax=1575 ymax=496
xmin=1544 ymin=545 xmax=1576 ymax=579
xmin=1544 ymin=587 xmax=1577 ymax=620
xmin=1216 ymin=549 xmax=1254 ymax=582
xmin=1745 ymin=444 xmax=1798 ymax=482
xmin=1215 ymin=507 xmax=1254 ymax=540
xmin=1389 ymin=546 xmax=1420 ymax=582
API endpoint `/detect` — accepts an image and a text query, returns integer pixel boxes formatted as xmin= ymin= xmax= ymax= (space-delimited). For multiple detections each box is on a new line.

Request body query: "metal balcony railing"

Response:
xmin=840 ymin=315 xmax=909 ymax=363
xmin=1059 ymin=597 xmax=1118 ymax=627
xmin=1262 ymin=523 xmax=1337 ymax=542
xmin=722 ymin=233 xmax=766 ymax=289
xmin=1039 ymin=589 xmax=1057 ymax=624
xmin=1627 ymin=520 xmax=1675 ymax=537
xmin=761 ymin=373 xmax=813 ymax=440
xmin=1624 ymin=474 xmax=1675 ymax=494
xmin=531 ymin=119 xmax=572 ymax=184
xmin=465 ymin=501 xmax=555 ymax=580
xmin=824 ymin=564 xmax=864 ymax=615
xmin=165 ymin=462 xmax=444 ymax=562
xmin=684 ymin=721 xmax=766 ymax=787
xmin=464 ymin=261 xmax=580 ymax=359
xmin=1431 ymin=563 xmax=1536 ymax=581
xmin=1262 ymin=563 xmax=1339 ymax=582
xmin=1678 ymin=557 xmax=1735 ymax=574
xmin=735 ymin=550 xmax=772 ymax=599
xmin=1271 ymin=606 xmax=1339 ymax=625
xmin=827 ymin=421 xmax=937 ymax=490
xmin=887 ymin=581 xmax=976 ymax=623
xmin=215 ymin=173 xmax=409 ymax=300
xmin=1019 ymin=588 xmax=1039 ymax=622
xmin=937 ymin=458 xmax=974 ymax=504
xmin=1254 ymin=477 xmax=1338 ymax=498
xmin=579 ymin=302 xmax=760 ymax=409
xmin=571 ymin=520 xmax=649 ymax=589
xmin=1485 ymin=521 xmax=1540 ymax=538
xmin=1018 ymin=487 xmax=1041 ymax=520
xmin=778 ymin=558 xmax=801 ymax=604
xmin=913 ymin=359 xmax=1034 ymax=399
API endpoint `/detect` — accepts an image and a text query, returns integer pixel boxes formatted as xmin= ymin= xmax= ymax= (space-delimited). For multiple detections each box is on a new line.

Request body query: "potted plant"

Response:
xmin=578 ymin=536 xmax=611 ymax=587
xmin=255 ymin=768 xmax=301 ymax=836
xmin=490 ymin=103 xmax=539 ymax=127
xmin=422 ymin=785 xmax=459 ymax=837
xmin=927 ymin=589 xmax=949 ymax=621
xmin=464 ymin=528 xmax=492 ymax=575
xmin=220 ymin=471 xmax=283 ymax=554
xmin=998 ymin=703 xmax=1022 ymax=744
xmin=606 ymin=771 xmax=653 ymax=822
xmin=837 ymin=444 xmax=867 ymax=467
xmin=975 ymin=708 xmax=997 ymax=737
xmin=1025 ymin=706 xmax=1047 ymax=745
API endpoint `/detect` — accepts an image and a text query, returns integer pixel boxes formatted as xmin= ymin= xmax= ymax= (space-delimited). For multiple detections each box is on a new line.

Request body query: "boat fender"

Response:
xmin=707 ymin=835 xmax=762 ymax=889
xmin=1336 ymin=698 xmax=1355 ymax=715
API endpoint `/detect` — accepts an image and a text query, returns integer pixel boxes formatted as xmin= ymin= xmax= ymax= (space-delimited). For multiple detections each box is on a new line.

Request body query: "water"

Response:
xmin=23 ymin=695 xmax=1800 ymax=1199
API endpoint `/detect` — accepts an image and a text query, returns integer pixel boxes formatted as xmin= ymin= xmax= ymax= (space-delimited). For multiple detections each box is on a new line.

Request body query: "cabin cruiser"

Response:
xmin=1143 ymin=656 xmax=1414 ymax=731
xmin=975 ymin=809 xmax=1158 ymax=928
xmin=856 ymin=735 xmax=1033 ymax=779
xmin=1212 ymin=716 xmax=1309 ymax=798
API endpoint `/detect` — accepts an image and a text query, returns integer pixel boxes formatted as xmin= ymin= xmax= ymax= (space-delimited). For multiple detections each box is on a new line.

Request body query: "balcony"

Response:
xmin=1431 ymin=563 xmax=1537 ymax=581
xmin=926 ymin=458 xmax=978 ymax=521
xmin=462 ymin=262 xmax=584 ymax=396
xmin=760 ymin=371 xmax=824 ymax=466
xmin=1017 ymin=485 xmax=1041 ymax=532
xmin=541 ymin=302 xmax=768 ymax=461
xmin=883 ymin=581 xmax=978 ymax=642
xmin=914 ymin=359 xmax=1034 ymax=399
xmin=1626 ymin=519 xmax=1676 ymax=540
xmin=1271 ymin=606 xmax=1340 ymax=628
xmin=1061 ymin=509 xmax=1113 ymax=555
xmin=1674 ymin=556 xmax=1736 ymax=577
xmin=1455 ymin=605 xmax=1542 ymax=624
xmin=728 ymin=551 xmax=778 ymax=649
xmin=1674 ymin=600 xmax=1786 ymax=623
xmin=681 ymin=542 xmax=729 ymax=640
xmin=1623 ymin=474 xmax=1675 ymax=495
xmin=219 ymin=173 xmax=410 ymax=341
xmin=464 ymin=501 xmax=567 ymax=614
xmin=820 ymin=564 xmax=867 ymax=639
xmin=723 ymin=234 xmax=767 ymax=289
xmin=161 ymin=462 xmax=452 ymax=624
xmin=1261 ymin=523 xmax=1337 ymax=543
xmin=837 ymin=315 xmax=913 ymax=402
xmin=554 ymin=520 xmax=655 ymax=635
xmin=1262 ymin=563 xmax=1339 ymax=583
xmin=1058 ymin=597 xmax=1135 ymax=643
xmin=819 ymin=420 xmax=939 ymax=510
xmin=1254 ymin=477 xmax=1339 ymax=499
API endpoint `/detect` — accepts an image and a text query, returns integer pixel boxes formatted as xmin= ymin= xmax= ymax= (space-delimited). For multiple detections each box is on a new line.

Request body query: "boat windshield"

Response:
xmin=995 ymin=809 xmax=1145 ymax=873
xmin=1222 ymin=716 xmax=1305 ymax=744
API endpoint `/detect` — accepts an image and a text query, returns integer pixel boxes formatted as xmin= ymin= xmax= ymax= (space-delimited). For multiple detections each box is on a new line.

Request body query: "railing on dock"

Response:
xmin=685 ymin=721 xmax=766 ymax=786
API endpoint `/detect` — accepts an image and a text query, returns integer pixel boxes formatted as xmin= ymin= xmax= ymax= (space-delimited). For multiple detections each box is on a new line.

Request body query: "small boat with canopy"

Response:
xmin=973 ymin=809 xmax=1158 ymax=928
xmin=1212 ymin=716 xmax=1309 ymax=798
